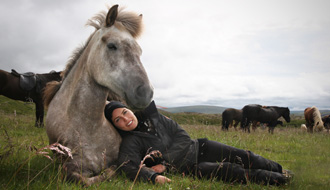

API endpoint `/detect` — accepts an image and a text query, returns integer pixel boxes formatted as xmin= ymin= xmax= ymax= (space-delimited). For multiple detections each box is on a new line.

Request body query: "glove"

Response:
xmin=144 ymin=150 xmax=164 ymax=167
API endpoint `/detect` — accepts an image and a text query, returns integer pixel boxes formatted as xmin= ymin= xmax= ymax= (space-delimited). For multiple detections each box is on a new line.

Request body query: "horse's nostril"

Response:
xmin=136 ymin=85 xmax=148 ymax=97
xmin=136 ymin=84 xmax=153 ymax=99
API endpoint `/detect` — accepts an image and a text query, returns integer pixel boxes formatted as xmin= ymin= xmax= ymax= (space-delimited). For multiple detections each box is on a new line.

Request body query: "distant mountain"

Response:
xmin=159 ymin=105 xmax=330 ymax=116
xmin=158 ymin=105 xmax=227 ymax=114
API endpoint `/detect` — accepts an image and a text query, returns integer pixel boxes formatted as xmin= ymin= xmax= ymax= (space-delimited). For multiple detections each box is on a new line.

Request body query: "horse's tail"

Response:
xmin=43 ymin=81 xmax=62 ymax=107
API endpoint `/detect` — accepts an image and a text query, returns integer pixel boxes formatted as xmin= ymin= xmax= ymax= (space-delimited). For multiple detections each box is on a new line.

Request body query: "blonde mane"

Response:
xmin=44 ymin=6 xmax=143 ymax=107
xmin=312 ymin=106 xmax=323 ymax=125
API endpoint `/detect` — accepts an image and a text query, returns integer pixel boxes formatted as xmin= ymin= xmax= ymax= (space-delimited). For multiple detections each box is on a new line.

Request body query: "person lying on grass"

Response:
xmin=104 ymin=100 xmax=293 ymax=185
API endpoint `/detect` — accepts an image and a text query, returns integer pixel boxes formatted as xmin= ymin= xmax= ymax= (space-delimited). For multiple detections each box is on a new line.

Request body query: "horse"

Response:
xmin=241 ymin=104 xmax=290 ymax=134
xmin=304 ymin=106 xmax=324 ymax=133
xmin=221 ymin=108 xmax=242 ymax=131
xmin=0 ymin=69 xmax=61 ymax=127
xmin=43 ymin=5 xmax=153 ymax=186
xmin=322 ymin=114 xmax=330 ymax=132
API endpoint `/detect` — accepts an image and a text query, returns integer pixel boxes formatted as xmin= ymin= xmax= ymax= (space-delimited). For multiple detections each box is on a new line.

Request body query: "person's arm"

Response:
xmin=118 ymin=136 xmax=160 ymax=183
xmin=158 ymin=114 xmax=192 ymax=165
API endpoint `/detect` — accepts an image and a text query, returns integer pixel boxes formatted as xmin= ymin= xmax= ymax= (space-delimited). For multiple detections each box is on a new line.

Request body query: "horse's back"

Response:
xmin=242 ymin=104 xmax=282 ymax=121
xmin=0 ymin=69 xmax=27 ymax=100
xmin=304 ymin=107 xmax=314 ymax=122
xmin=242 ymin=104 xmax=262 ymax=118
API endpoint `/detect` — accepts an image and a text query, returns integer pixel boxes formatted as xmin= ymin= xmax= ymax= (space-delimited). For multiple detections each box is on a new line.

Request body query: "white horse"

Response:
xmin=44 ymin=5 xmax=153 ymax=186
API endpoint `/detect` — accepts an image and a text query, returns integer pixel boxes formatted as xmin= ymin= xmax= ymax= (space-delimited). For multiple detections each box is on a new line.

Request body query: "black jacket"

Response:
xmin=116 ymin=101 xmax=199 ymax=183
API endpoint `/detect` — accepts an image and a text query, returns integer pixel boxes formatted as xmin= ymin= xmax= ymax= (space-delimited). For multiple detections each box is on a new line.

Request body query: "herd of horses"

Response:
xmin=222 ymin=105 xmax=330 ymax=134
xmin=1 ymin=5 xmax=329 ymax=186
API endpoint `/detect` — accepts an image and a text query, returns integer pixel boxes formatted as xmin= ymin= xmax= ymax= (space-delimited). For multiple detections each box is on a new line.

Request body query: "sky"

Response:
xmin=1 ymin=0 xmax=330 ymax=110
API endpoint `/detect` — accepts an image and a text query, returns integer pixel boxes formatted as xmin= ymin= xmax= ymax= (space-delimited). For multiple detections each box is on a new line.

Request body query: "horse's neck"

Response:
xmin=312 ymin=109 xmax=322 ymax=123
xmin=277 ymin=107 xmax=286 ymax=115
xmin=59 ymin=65 xmax=107 ymax=122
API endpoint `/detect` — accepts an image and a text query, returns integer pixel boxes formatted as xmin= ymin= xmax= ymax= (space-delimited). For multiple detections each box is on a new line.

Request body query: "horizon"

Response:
xmin=157 ymin=104 xmax=329 ymax=112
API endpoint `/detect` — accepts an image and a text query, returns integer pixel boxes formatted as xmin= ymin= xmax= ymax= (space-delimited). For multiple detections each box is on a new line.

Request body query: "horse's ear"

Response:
xmin=106 ymin=4 xmax=119 ymax=27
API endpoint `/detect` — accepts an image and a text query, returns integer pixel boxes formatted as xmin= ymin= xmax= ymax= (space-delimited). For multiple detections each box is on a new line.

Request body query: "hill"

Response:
xmin=159 ymin=104 xmax=330 ymax=116
xmin=159 ymin=105 xmax=227 ymax=114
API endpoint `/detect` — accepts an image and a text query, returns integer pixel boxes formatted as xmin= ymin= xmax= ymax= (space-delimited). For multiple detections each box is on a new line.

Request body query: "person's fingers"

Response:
xmin=155 ymin=175 xmax=172 ymax=184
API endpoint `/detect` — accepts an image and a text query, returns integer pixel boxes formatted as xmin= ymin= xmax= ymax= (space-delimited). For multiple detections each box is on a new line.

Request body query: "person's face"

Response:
xmin=111 ymin=107 xmax=138 ymax=131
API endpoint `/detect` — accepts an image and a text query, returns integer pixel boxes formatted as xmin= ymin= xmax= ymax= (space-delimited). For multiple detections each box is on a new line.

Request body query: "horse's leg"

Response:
xmin=240 ymin=117 xmax=246 ymax=131
xmin=268 ymin=126 xmax=273 ymax=134
xmin=252 ymin=121 xmax=257 ymax=132
xmin=233 ymin=121 xmax=239 ymax=131
xmin=268 ymin=122 xmax=276 ymax=134
xmin=35 ymin=101 xmax=44 ymax=127
xmin=247 ymin=120 xmax=251 ymax=133
xmin=71 ymin=166 xmax=116 ymax=187
xmin=222 ymin=119 xmax=230 ymax=131
xmin=307 ymin=122 xmax=313 ymax=133
xmin=39 ymin=102 xmax=44 ymax=127
xmin=244 ymin=121 xmax=248 ymax=132
xmin=229 ymin=120 xmax=233 ymax=130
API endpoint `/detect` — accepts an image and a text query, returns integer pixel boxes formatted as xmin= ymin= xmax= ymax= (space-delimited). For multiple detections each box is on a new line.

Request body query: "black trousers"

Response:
xmin=195 ymin=139 xmax=286 ymax=185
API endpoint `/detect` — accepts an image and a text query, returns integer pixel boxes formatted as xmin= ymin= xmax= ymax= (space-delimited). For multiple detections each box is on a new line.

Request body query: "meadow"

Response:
xmin=0 ymin=96 xmax=329 ymax=190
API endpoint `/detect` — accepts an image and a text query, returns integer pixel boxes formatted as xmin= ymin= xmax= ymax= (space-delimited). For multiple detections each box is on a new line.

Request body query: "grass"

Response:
xmin=1 ymin=95 xmax=329 ymax=189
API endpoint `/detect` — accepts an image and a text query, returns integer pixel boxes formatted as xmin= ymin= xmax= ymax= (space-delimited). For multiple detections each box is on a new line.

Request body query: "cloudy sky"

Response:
xmin=1 ymin=0 xmax=330 ymax=110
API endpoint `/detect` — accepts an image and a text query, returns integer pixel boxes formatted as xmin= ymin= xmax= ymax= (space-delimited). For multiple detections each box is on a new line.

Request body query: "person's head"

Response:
xmin=104 ymin=101 xmax=138 ymax=131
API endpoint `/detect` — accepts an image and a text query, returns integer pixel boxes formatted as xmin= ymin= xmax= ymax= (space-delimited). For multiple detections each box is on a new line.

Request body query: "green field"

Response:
xmin=1 ymin=95 xmax=329 ymax=190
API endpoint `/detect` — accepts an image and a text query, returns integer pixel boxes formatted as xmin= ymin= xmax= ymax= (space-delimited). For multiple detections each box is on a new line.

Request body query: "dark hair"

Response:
xmin=104 ymin=101 xmax=127 ymax=126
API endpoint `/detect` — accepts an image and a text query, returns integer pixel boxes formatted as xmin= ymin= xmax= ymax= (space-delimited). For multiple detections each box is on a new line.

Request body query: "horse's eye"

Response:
xmin=107 ymin=43 xmax=117 ymax=50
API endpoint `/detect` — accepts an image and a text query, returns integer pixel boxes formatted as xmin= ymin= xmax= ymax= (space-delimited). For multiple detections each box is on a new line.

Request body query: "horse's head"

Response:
xmin=86 ymin=5 xmax=153 ymax=109
xmin=282 ymin=107 xmax=291 ymax=123
xmin=314 ymin=121 xmax=324 ymax=132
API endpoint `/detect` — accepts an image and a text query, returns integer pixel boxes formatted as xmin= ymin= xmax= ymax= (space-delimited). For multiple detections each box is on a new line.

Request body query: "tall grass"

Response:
xmin=1 ymin=96 xmax=329 ymax=189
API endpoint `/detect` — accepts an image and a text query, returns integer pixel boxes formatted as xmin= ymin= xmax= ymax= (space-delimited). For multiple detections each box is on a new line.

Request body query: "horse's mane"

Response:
xmin=87 ymin=6 xmax=143 ymax=38
xmin=43 ymin=6 xmax=143 ymax=107
xmin=311 ymin=106 xmax=323 ymax=124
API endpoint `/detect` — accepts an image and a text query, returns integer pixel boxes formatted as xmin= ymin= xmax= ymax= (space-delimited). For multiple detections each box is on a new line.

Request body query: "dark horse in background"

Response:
xmin=322 ymin=114 xmax=330 ymax=133
xmin=222 ymin=108 xmax=242 ymax=130
xmin=0 ymin=69 xmax=61 ymax=127
xmin=241 ymin=104 xmax=290 ymax=134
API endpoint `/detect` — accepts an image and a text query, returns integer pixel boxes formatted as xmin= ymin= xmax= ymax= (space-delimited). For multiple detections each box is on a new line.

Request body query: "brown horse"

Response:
xmin=0 ymin=69 xmax=61 ymax=127
xmin=43 ymin=5 xmax=153 ymax=186
xmin=221 ymin=108 xmax=242 ymax=130
xmin=304 ymin=106 xmax=324 ymax=133
xmin=241 ymin=104 xmax=290 ymax=134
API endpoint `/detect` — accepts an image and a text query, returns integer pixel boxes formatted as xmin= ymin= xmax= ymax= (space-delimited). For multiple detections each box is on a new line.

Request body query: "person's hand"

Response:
xmin=151 ymin=164 xmax=166 ymax=173
xmin=144 ymin=150 xmax=163 ymax=167
xmin=149 ymin=150 xmax=162 ymax=159
xmin=155 ymin=175 xmax=171 ymax=184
